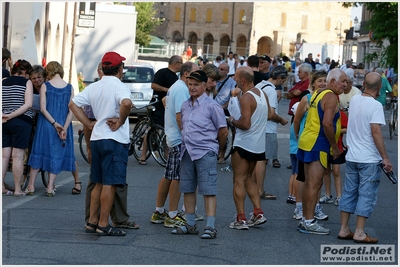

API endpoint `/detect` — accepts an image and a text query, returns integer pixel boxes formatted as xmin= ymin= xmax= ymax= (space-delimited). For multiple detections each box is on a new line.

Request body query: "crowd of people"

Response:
xmin=2 ymin=46 xmax=395 ymax=241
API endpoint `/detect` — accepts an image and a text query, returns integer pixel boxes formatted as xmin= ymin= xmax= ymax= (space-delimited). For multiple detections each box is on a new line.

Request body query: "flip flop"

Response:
xmin=138 ymin=160 xmax=147 ymax=165
xmin=2 ymin=190 xmax=14 ymax=196
xmin=272 ymin=159 xmax=281 ymax=168
xmin=72 ymin=182 xmax=82 ymax=195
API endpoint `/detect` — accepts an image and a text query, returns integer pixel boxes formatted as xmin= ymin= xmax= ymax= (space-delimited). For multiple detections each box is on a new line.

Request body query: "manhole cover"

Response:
xmin=34 ymin=233 xmax=99 ymax=241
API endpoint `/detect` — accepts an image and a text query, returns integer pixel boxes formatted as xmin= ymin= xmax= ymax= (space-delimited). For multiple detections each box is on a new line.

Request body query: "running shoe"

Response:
xmin=298 ymin=219 xmax=330 ymax=235
xmin=150 ymin=210 xmax=169 ymax=224
xmin=247 ymin=213 xmax=267 ymax=227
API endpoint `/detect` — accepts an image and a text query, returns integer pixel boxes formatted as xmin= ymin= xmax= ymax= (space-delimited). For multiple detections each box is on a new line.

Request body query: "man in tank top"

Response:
xmin=227 ymin=66 xmax=272 ymax=230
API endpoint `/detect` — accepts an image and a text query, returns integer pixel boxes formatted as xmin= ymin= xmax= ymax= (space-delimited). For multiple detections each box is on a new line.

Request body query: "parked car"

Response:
xmin=122 ymin=63 xmax=155 ymax=116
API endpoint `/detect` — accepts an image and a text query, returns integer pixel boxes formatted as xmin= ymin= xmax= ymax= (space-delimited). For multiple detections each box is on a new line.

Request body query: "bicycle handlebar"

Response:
xmin=131 ymin=95 xmax=159 ymax=110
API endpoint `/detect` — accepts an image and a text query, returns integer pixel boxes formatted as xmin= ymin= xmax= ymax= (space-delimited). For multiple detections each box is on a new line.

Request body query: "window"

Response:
xmin=206 ymin=8 xmax=212 ymax=23
xmin=281 ymin=12 xmax=287 ymax=27
xmin=239 ymin=9 xmax=245 ymax=24
xmin=190 ymin=8 xmax=196 ymax=22
xmin=222 ymin=9 xmax=229 ymax=23
xmin=174 ymin=8 xmax=180 ymax=22
xmin=325 ymin=17 xmax=331 ymax=31
xmin=301 ymin=15 xmax=308 ymax=29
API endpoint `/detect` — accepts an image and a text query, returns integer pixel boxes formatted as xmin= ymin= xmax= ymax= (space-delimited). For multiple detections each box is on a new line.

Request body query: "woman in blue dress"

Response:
xmin=27 ymin=61 xmax=76 ymax=196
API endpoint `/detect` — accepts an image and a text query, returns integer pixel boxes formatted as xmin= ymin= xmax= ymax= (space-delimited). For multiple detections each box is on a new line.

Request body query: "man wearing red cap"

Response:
xmin=69 ymin=51 xmax=132 ymax=236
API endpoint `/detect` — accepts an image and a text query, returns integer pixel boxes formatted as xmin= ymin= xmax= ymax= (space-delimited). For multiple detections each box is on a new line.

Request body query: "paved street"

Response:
xmin=2 ymin=98 xmax=398 ymax=265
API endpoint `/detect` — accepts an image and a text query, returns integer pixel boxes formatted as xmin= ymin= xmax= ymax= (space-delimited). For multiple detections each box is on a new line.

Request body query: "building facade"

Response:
xmin=153 ymin=2 xmax=352 ymax=60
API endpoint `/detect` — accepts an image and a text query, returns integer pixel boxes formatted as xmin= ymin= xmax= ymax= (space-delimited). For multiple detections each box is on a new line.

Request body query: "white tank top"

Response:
xmin=233 ymin=88 xmax=269 ymax=154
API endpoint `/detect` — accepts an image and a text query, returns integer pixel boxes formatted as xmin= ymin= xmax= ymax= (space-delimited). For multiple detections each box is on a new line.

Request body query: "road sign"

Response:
xmin=78 ymin=2 xmax=96 ymax=28
xmin=295 ymin=43 xmax=302 ymax=50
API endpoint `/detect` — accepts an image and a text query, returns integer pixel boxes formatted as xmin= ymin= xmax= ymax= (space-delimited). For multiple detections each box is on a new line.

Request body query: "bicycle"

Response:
xmin=388 ymin=97 xmax=398 ymax=139
xmin=78 ymin=95 xmax=168 ymax=167
xmin=129 ymin=95 xmax=168 ymax=167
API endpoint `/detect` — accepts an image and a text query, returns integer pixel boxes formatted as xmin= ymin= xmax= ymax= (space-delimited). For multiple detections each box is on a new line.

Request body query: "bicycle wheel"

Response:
xmin=78 ymin=130 xmax=89 ymax=164
xmin=41 ymin=170 xmax=49 ymax=188
xmin=147 ymin=124 xmax=167 ymax=167
xmin=131 ymin=118 xmax=151 ymax=161
xmin=223 ymin=125 xmax=235 ymax=161
xmin=20 ymin=148 xmax=30 ymax=191
xmin=389 ymin=109 xmax=394 ymax=139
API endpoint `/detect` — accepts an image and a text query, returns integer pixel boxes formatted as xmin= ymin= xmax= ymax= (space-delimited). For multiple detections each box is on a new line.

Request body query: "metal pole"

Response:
xmin=68 ymin=2 xmax=77 ymax=84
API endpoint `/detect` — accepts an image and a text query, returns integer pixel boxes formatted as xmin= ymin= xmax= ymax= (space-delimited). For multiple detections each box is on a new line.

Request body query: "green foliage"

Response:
xmin=113 ymin=2 xmax=163 ymax=47
xmin=342 ymin=2 xmax=398 ymax=72
xmin=77 ymin=72 xmax=86 ymax=92
xmin=133 ymin=2 xmax=163 ymax=47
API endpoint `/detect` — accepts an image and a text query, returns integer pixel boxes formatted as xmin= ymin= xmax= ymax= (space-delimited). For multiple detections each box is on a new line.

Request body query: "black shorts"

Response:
xmin=233 ymin=146 xmax=265 ymax=161
xmin=2 ymin=117 xmax=32 ymax=149
xmin=296 ymin=160 xmax=305 ymax=182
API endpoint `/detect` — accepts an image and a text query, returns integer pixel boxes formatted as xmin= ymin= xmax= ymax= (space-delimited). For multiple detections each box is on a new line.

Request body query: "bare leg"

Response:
xmin=354 ymin=215 xmax=368 ymax=241
xmin=2 ymin=147 xmax=12 ymax=193
xmin=338 ymin=210 xmax=352 ymax=237
xmin=155 ymin=177 xmax=171 ymax=208
xmin=27 ymin=167 xmax=41 ymax=191
xmin=302 ymin=161 xmax=325 ymax=220
xmin=72 ymin=161 xmax=81 ymax=191
xmin=168 ymin=180 xmax=181 ymax=213
xmin=232 ymin=151 xmax=249 ymax=215
xmin=139 ymin=130 xmax=150 ymax=162
xmin=253 ymin=160 xmax=266 ymax=195
xmin=332 ymin=164 xmax=342 ymax=198
xmin=98 ymin=184 xmax=117 ymax=227
xmin=322 ymin=164 xmax=332 ymax=197
xmin=46 ymin=173 xmax=57 ymax=193
xmin=11 ymin=148 xmax=25 ymax=195
xmin=183 ymin=192 xmax=196 ymax=215
xmin=89 ymin=183 xmax=102 ymax=224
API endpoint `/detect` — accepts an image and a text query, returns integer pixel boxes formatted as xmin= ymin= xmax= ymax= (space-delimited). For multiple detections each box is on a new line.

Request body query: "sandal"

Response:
xmin=72 ymin=182 xmax=82 ymax=195
xmin=138 ymin=160 xmax=147 ymax=165
xmin=260 ymin=191 xmax=276 ymax=200
xmin=25 ymin=188 xmax=35 ymax=196
xmin=86 ymin=222 xmax=98 ymax=233
xmin=201 ymin=227 xmax=217 ymax=239
xmin=47 ymin=190 xmax=56 ymax=197
xmin=113 ymin=220 xmax=139 ymax=229
xmin=2 ymin=190 xmax=14 ymax=196
xmin=272 ymin=159 xmax=281 ymax=168
xmin=96 ymin=225 xmax=126 ymax=236
xmin=171 ymin=224 xmax=199 ymax=235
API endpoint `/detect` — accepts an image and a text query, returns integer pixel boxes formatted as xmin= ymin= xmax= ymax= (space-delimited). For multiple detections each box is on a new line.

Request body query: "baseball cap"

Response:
xmin=187 ymin=70 xmax=207 ymax=83
xmin=258 ymin=55 xmax=271 ymax=63
xmin=239 ymin=56 xmax=244 ymax=60
xmin=101 ymin=52 xmax=126 ymax=67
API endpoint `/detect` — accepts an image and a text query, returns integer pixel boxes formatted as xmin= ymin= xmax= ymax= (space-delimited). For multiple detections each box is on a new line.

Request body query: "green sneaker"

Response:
xmin=164 ymin=214 xmax=186 ymax=228
xmin=150 ymin=210 xmax=168 ymax=224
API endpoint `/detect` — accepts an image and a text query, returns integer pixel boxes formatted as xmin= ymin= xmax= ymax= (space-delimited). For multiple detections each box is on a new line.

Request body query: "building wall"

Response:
xmin=156 ymin=2 xmax=351 ymax=60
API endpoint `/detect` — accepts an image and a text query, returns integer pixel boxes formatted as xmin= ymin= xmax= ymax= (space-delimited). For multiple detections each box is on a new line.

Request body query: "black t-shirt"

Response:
xmin=151 ymin=67 xmax=178 ymax=125
xmin=253 ymin=71 xmax=269 ymax=86
xmin=152 ymin=67 xmax=178 ymax=104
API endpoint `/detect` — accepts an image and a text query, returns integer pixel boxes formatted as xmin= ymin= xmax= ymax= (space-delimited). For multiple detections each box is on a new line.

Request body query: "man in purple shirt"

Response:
xmin=171 ymin=70 xmax=228 ymax=239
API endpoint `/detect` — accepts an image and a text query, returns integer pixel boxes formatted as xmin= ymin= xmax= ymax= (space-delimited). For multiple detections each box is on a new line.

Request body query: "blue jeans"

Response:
xmin=338 ymin=161 xmax=381 ymax=218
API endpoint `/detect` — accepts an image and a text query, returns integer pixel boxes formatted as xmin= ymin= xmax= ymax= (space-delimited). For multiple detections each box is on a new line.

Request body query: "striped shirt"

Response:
xmin=2 ymin=76 xmax=35 ymax=120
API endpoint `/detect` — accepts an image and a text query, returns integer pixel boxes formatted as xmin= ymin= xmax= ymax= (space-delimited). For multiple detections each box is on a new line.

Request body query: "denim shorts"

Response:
xmin=180 ymin=150 xmax=217 ymax=196
xmin=90 ymin=139 xmax=128 ymax=186
xmin=265 ymin=133 xmax=277 ymax=159
xmin=164 ymin=144 xmax=181 ymax=181
xmin=338 ymin=161 xmax=381 ymax=218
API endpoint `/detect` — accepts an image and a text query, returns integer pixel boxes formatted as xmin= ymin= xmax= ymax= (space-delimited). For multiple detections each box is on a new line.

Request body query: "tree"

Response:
xmin=342 ymin=2 xmax=398 ymax=72
xmin=133 ymin=2 xmax=163 ymax=47
xmin=114 ymin=2 xmax=163 ymax=47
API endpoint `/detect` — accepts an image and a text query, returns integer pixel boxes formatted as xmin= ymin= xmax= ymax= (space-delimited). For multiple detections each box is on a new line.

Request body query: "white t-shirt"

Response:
xmin=346 ymin=94 xmax=386 ymax=163
xmin=72 ymin=76 xmax=131 ymax=144
xmin=256 ymin=80 xmax=278 ymax=133
xmin=339 ymin=86 xmax=361 ymax=110
xmin=227 ymin=58 xmax=235 ymax=75
xmin=164 ymin=79 xmax=189 ymax=147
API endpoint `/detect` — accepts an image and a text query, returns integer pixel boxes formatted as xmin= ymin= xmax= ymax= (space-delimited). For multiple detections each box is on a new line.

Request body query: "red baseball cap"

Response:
xmin=101 ymin=52 xmax=126 ymax=67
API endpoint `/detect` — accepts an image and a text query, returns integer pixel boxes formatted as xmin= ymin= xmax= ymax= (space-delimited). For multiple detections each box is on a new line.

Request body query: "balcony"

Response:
xmin=359 ymin=20 xmax=369 ymax=35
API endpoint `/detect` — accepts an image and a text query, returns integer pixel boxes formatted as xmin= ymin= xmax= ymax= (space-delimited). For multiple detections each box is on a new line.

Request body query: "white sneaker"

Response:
xmin=293 ymin=206 xmax=303 ymax=220
xmin=247 ymin=213 xmax=267 ymax=227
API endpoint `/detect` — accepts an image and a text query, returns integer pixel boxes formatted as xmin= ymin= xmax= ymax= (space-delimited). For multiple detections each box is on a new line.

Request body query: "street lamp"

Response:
xmin=335 ymin=21 xmax=342 ymax=61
